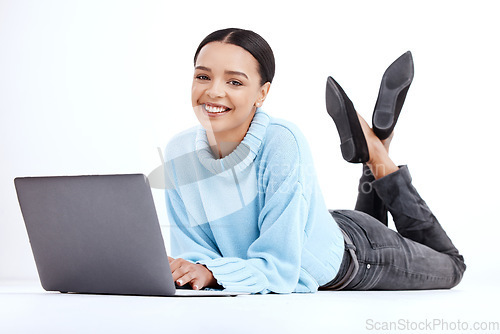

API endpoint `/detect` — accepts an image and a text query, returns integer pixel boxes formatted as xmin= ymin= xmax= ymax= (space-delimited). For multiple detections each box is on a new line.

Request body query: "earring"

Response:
xmin=256 ymin=102 xmax=261 ymax=107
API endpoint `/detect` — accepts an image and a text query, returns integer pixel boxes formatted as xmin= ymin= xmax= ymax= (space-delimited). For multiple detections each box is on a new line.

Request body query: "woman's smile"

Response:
xmin=202 ymin=102 xmax=232 ymax=117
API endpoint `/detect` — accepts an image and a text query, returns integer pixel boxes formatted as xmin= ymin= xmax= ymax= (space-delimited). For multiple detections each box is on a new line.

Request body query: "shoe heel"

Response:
xmin=341 ymin=138 xmax=367 ymax=163
xmin=372 ymin=109 xmax=394 ymax=129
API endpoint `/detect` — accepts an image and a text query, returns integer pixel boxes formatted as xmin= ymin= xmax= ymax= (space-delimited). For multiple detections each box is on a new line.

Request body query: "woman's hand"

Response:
xmin=168 ymin=256 xmax=219 ymax=290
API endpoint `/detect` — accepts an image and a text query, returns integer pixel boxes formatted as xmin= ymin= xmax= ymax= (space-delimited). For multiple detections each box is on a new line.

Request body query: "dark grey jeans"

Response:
xmin=323 ymin=165 xmax=466 ymax=290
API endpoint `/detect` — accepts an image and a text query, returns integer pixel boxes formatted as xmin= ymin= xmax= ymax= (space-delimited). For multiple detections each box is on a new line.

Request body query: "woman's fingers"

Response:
xmin=170 ymin=259 xmax=200 ymax=286
xmin=175 ymin=273 xmax=203 ymax=290
xmin=175 ymin=271 xmax=193 ymax=287
xmin=168 ymin=257 xmax=216 ymax=290
xmin=169 ymin=259 xmax=212 ymax=290
xmin=189 ymin=278 xmax=204 ymax=290
xmin=169 ymin=257 xmax=191 ymax=274
xmin=185 ymin=265 xmax=215 ymax=290
xmin=170 ymin=259 xmax=189 ymax=282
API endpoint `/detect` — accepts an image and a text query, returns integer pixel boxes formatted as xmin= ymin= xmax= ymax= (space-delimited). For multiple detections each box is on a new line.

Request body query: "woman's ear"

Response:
xmin=256 ymin=82 xmax=271 ymax=107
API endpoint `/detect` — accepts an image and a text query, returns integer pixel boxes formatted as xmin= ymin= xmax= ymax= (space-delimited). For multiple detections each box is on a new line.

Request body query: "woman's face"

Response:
xmin=192 ymin=42 xmax=270 ymax=143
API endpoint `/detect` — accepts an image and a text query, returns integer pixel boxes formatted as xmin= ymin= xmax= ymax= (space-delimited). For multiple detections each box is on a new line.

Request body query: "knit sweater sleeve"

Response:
xmin=198 ymin=130 xmax=310 ymax=294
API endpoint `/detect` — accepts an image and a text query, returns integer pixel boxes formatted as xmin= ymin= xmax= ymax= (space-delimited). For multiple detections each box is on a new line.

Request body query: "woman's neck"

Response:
xmin=205 ymin=110 xmax=256 ymax=159
xmin=206 ymin=131 xmax=245 ymax=159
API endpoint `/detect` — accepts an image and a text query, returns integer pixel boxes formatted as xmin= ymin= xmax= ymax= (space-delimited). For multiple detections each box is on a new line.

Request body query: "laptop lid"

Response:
xmin=14 ymin=174 xmax=178 ymax=296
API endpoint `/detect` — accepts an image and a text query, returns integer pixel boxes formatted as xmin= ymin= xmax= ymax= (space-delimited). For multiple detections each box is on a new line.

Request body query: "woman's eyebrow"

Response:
xmin=195 ymin=66 xmax=248 ymax=80
xmin=224 ymin=70 xmax=248 ymax=79
xmin=195 ymin=66 xmax=211 ymax=72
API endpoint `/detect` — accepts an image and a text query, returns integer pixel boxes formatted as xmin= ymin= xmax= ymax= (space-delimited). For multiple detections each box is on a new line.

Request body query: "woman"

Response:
xmin=164 ymin=28 xmax=466 ymax=293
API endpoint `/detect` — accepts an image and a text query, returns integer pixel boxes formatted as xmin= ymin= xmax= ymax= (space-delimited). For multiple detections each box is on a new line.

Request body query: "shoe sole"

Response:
xmin=373 ymin=51 xmax=414 ymax=139
xmin=326 ymin=77 xmax=368 ymax=163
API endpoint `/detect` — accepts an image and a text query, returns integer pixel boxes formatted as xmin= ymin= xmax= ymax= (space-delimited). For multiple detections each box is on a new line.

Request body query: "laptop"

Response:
xmin=14 ymin=174 xmax=247 ymax=297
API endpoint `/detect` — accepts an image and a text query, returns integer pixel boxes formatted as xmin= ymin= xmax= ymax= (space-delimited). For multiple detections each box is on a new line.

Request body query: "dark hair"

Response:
xmin=194 ymin=28 xmax=275 ymax=86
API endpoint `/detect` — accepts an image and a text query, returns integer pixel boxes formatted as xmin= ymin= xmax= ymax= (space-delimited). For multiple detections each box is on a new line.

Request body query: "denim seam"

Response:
xmin=358 ymin=260 xmax=457 ymax=282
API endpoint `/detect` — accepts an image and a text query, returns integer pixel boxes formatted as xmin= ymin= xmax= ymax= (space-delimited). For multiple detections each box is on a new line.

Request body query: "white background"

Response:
xmin=1 ymin=0 xmax=499 ymax=290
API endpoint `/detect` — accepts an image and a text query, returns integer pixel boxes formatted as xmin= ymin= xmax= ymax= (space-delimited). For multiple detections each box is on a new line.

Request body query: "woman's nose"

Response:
xmin=206 ymin=80 xmax=225 ymax=98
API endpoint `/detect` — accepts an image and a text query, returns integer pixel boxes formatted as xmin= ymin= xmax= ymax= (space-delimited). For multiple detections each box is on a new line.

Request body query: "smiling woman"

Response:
xmin=191 ymin=41 xmax=271 ymax=158
xmin=163 ymin=28 xmax=466 ymax=294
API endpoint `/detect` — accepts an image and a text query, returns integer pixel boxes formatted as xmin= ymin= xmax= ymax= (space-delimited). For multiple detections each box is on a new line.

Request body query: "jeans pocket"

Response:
xmin=334 ymin=210 xmax=401 ymax=250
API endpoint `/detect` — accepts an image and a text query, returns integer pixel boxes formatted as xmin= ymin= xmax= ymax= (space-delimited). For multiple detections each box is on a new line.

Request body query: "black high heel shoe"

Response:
xmin=326 ymin=76 xmax=369 ymax=163
xmin=372 ymin=51 xmax=414 ymax=140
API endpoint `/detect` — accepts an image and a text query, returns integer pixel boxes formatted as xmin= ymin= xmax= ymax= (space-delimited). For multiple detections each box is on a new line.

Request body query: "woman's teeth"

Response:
xmin=205 ymin=104 xmax=229 ymax=113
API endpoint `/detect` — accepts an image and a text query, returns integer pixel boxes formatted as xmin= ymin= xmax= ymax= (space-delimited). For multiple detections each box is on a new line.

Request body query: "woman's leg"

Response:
xmin=354 ymin=164 xmax=388 ymax=225
xmin=358 ymin=115 xmax=463 ymax=254
xmin=336 ymin=115 xmax=466 ymax=290
xmin=354 ymin=132 xmax=395 ymax=225
xmin=333 ymin=206 xmax=466 ymax=290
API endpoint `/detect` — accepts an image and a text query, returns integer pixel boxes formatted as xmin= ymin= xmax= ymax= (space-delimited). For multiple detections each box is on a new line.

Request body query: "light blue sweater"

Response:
xmin=164 ymin=110 xmax=344 ymax=294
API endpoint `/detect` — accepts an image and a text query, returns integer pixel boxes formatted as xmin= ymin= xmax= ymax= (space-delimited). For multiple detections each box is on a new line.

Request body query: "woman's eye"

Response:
xmin=196 ymin=75 xmax=209 ymax=80
xmin=228 ymin=80 xmax=242 ymax=86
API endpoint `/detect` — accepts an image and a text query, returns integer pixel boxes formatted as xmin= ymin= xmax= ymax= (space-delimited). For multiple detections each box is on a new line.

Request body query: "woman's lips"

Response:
xmin=202 ymin=103 xmax=231 ymax=117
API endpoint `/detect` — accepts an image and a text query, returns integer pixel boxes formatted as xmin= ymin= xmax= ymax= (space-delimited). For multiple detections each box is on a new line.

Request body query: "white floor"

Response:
xmin=1 ymin=275 xmax=498 ymax=334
